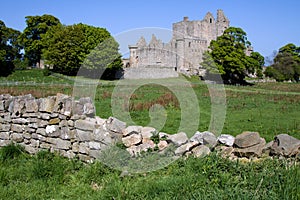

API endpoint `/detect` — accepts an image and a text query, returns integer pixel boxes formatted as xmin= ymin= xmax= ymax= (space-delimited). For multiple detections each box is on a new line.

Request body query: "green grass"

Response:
xmin=0 ymin=70 xmax=299 ymax=141
xmin=0 ymin=144 xmax=299 ymax=200
xmin=0 ymin=69 xmax=74 ymax=84
xmin=93 ymin=80 xmax=300 ymax=141
xmin=0 ymin=70 xmax=300 ymax=199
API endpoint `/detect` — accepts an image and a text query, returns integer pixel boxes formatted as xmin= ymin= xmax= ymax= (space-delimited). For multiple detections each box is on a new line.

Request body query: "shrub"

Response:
xmin=42 ymin=67 xmax=52 ymax=76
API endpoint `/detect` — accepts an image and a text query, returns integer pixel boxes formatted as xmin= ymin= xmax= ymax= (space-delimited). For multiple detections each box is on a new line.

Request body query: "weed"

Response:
xmin=0 ymin=143 xmax=25 ymax=162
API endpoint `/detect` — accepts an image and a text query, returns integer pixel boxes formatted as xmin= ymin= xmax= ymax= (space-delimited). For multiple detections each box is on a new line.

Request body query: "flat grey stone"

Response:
xmin=271 ymin=134 xmax=300 ymax=157
xmin=234 ymin=132 xmax=261 ymax=148
xmin=218 ymin=134 xmax=235 ymax=147
xmin=167 ymin=132 xmax=188 ymax=146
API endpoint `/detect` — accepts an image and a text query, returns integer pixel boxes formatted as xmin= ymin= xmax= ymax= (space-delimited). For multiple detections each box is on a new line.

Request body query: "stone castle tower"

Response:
xmin=127 ymin=10 xmax=230 ymax=78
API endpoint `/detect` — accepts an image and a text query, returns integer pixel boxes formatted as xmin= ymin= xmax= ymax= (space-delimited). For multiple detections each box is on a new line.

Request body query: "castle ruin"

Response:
xmin=125 ymin=10 xmax=230 ymax=78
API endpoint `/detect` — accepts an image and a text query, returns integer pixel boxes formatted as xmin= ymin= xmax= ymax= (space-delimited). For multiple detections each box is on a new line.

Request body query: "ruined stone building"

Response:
xmin=125 ymin=10 xmax=230 ymax=78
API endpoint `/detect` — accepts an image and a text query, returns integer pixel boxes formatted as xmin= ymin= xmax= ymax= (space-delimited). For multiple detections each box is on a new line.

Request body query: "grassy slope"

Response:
xmin=0 ymin=144 xmax=299 ymax=200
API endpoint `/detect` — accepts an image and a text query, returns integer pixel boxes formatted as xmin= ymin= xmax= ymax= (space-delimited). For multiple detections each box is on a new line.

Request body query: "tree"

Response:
xmin=201 ymin=27 xmax=264 ymax=84
xmin=42 ymin=23 xmax=123 ymax=78
xmin=264 ymin=43 xmax=300 ymax=82
xmin=19 ymin=14 xmax=61 ymax=66
xmin=83 ymin=36 xmax=123 ymax=79
xmin=0 ymin=20 xmax=22 ymax=76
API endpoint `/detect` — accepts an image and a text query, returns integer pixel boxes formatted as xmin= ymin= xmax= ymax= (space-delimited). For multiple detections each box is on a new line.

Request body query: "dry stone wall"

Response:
xmin=0 ymin=94 xmax=299 ymax=163
xmin=0 ymin=93 xmax=127 ymax=162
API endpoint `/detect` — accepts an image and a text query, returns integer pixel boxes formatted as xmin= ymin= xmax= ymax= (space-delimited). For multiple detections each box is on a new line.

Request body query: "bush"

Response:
xmin=42 ymin=67 xmax=52 ymax=76
xmin=0 ymin=61 xmax=14 ymax=77
xmin=13 ymin=58 xmax=30 ymax=70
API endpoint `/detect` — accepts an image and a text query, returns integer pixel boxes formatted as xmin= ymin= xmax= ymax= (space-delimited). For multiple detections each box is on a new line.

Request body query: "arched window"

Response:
xmin=210 ymin=18 xmax=212 ymax=23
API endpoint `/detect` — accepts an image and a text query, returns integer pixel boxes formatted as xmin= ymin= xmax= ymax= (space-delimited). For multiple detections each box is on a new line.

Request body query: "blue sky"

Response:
xmin=1 ymin=0 xmax=299 ymax=57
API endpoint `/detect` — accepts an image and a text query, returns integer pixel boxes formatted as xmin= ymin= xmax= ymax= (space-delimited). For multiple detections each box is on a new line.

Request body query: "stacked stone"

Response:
xmin=0 ymin=93 xmax=121 ymax=162
xmin=121 ymin=127 xmax=300 ymax=161
xmin=0 ymin=94 xmax=299 ymax=163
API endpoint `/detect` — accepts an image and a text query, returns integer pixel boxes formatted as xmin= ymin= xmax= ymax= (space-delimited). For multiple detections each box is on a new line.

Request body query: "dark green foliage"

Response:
xmin=42 ymin=67 xmax=51 ymax=76
xmin=42 ymin=23 xmax=123 ymax=78
xmin=13 ymin=58 xmax=29 ymax=70
xmin=31 ymin=151 xmax=67 ymax=182
xmin=0 ymin=143 xmax=25 ymax=162
xmin=150 ymin=131 xmax=160 ymax=144
xmin=0 ymin=61 xmax=14 ymax=76
xmin=265 ymin=43 xmax=300 ymax=82
xmin=265 ymin=66 xmax=285 ymax=82
xmin=201 ymin=27 xmax=264 ymax=84
xmin=0 ymin=20 xmax=23 ymax=76
xmin=19 ymin=14 xmax=61 ymax=66
xmin=0 ymin=69 xmax=73 ymax=84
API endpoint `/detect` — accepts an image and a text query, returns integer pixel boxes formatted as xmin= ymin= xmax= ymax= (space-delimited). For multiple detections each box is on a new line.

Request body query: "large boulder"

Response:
xmin=234 ymin=132 xmax=261 ymax=148
xmin=271 ymin=134 xmax=300 ymax=157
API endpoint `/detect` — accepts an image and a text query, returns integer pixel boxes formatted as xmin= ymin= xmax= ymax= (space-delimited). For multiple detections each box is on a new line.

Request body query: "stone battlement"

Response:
xmin=126 ymin=9 xmax=230 ymax=78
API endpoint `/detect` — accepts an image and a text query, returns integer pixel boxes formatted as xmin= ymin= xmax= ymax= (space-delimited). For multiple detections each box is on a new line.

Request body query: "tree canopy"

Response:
xmin=0 ymin=20 xmax=22 ymax=76
xmin=42 ymin=23 xmax=123 ymax=77
xmin=19 ymin=14 xmax=61 ymax=66
xmin=201 ymin=27 xmax=264 ymax=84
xmin=264 ymin=43 xmax=300 ymax=82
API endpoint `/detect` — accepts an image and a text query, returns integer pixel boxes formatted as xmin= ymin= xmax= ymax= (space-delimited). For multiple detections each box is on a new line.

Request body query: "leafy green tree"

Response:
xmin=0 ymin=20 xmax=22 ymax=76
xmin=264 ymin=43 xmax=300 ymax=82
xmin=201 ymin=27 xmax=264 ymax=84
xmin=83 ymin=36 xmax=123 ymax=79
xmin=19 ymin=14 xmax=61 ymax=66
xmin=264 ymin=66 xmax=285 ymax=82
xmin=42 ymin=23 xmax=123 ymax=78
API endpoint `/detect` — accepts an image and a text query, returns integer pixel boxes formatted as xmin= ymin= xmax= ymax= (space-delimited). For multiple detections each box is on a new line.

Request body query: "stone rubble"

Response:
xmin=0 ymin=94 xmax=299 ymax=163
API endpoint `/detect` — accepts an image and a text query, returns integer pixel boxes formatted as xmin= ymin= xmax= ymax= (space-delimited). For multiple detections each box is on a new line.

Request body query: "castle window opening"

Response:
xmin=210 ymin=18 xmax=212 ymax=23
xmin=189 ymin=42 xmax=191 ymax=47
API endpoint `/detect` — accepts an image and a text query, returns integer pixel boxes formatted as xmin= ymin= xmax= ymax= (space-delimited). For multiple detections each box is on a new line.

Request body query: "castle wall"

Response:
xmin=127 ymin=10 xmax=230 ymax=77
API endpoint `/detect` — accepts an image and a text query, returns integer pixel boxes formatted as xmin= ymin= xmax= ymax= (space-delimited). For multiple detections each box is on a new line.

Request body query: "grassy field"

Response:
xmin=0 ymin=69 xmax=299 ymax=199
xmin=0 ymin=69 xmax=299 ymax=142
xmin=0 ymin=144 xmax=299 ymax=200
